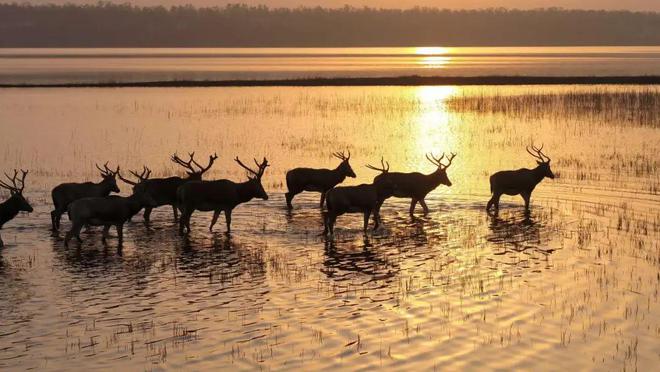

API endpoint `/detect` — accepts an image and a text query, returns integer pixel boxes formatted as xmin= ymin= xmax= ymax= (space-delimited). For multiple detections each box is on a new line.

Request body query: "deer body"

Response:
xmin=64 ymin=191 xmax=157 ymax=247
xmin=369 ymin=153 xmax=455 ymax=216
xmin=285 ymin=151 xmax=355 ymax=209
xmin=0 ymin=170 xmax=33 ymax=247
xmin=177 ymin=157 xmax=269 ymax=235
xmin=119 ymin=153 xmax=217 ymax=223
xmin=51 ymin=163 xmax=120 ymax=231
xmin=486 ymin=146 xmax=555 ymax=214
xmin=323 ymin=181 xmax=395 ymax=236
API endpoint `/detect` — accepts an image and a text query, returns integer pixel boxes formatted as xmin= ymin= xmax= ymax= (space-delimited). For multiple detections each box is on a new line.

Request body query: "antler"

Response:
xmin=172 ymin=152 xmax=218 ymax=175
xmin=366 ymin=157 xmax=390 ymax=173
xmin=118 ymin=166 xmax=151 ymax=185
xmin=192 ymin=153 xmax=218 ymax=175
xmin=235 ymin=156 xmax=269 ymax=179
xmin=0 ymin=169 xmax=28 ymax=194
xmin=95 ymin=162 xmax=119 ymax=177
xmin=332 ymin=150 xmax=351 ymax=161
xmin=425 ymin=152 xmax=445 ymax=167
xmin=441 ymin=152 xmax=457 ymax=169
xmin=526 ymin=144 xmax=550 ymax=163
xmin=171 ymin=152 xmax=197 ymax=174
xmin=426 ymin=152 xmax=456 ymax=169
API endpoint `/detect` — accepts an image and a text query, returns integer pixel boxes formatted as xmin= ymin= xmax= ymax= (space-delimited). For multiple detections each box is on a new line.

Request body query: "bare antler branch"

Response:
xmin=527 ymin=144 xmax=550 ymax=163
xmin=196 ymin=153 xmax=218 ymax=175
xmin=0 ymin=169 xmax=28 ymax=194
xmin=95 ymin=162 xmax=119 ymax=177
xmin=366 ymin=157 xmax=390 ymax=173
xmin=171 ymin=152 xmax=197 ymax=173
xmin=235 ymin=156 xmax=269 ymax=179
xmin=440 ymin=153 xmax=457 ymax=169
xmin=119 ymin=166 xmax=151 ymax=186
xmin=332 ymin=150 xmax=350 ymax=161
xmin=425 ymin=152 xmax=445 ymax=167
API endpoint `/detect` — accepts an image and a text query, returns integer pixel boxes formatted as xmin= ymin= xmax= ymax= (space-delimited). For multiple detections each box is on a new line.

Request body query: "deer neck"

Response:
xmin=0 ymin=196 xmax=20 ymax=226
xmin=532 ymin=166 xmax=547 ymax=185
xmin=236 ymin=180 xmax=257 ymax=204
xmin=426 ymin=169 xmax=445 ymax=187
xmin=126 ymin=194 xmax=146 ymax=214
xmin=98 ymin=179 xmax=114 ymax=195
xmin=331 ymin=165 xmax=347 ymax=184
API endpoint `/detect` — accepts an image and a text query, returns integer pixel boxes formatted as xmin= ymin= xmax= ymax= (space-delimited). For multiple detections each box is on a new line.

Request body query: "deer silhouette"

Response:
xmin=177 ymin=157 xmax=269 ymax=235
xmin=486 ymin=145 xmax=555 ymax=215
xmin=51 ymin=162 xmax=120 ymax=231
xmin=368 ymin=152 xmax=456 ymax=216
xmin=0 ymin=170 xmax=33 ymax=247
xmin=118 ymin=152 xmax=217 ymax=223
xmin=323 ymin=172 xmax=396 ymax=236
xmin=285 ymin=151 xmax=356 ymax=210
xmin=64 ymin=179 xmax=158 ymax=247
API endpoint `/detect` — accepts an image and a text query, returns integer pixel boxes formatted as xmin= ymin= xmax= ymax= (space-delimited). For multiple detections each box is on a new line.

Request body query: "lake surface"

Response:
xmin=2 ymin=46 xmax=660 ymax=84
xmin=0 ymin=85 xmax=658 ymax=370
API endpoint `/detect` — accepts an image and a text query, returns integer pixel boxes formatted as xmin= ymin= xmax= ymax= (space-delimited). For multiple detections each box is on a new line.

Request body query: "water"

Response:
xmin=2 ymin=47 xmax=660 ymax=84
xmin=0 ymin=85 xmax=658 ymax=370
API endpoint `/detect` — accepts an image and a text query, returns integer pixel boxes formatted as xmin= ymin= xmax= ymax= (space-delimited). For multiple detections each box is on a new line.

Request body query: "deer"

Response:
xmin=0 ymin=170 xmax=33 ymax=247
xmin=367 ymin=152 xmax=456 ymax=216
xmin=51 ymin=162 xmax=120 ymax=231
xmin=117 ymin=152 xmax=218 ymax=223
xmin=322 ymin=176 xmax=397 ymax=237
xmin=177 ymin=157 xmax=269 ymax=236
xmin=64 ymin=179 xmax=158 ymax=247
xmin=285 ymin=151 xmax=356 ymax=210
xmin=486 ymin=145 xmax=555 ymax=215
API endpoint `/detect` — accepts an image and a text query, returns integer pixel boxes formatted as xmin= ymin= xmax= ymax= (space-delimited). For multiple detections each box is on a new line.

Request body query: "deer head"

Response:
xmin=0 ymin=169 xmax=33 ymax=213
xmin=527 ymin=144 xmax=554 ymax=179
xmin=235 ymin=156 xmax=270 ymax=200
xmin=426 ymin=152 xmax=456 ymax=187
xmin=333 ymin=150 xmax=356 ymax=178
xmin=96 ymin=162 xmax=120 ymax=193
xmin=171 ymin=152 xmax=218 ymax=181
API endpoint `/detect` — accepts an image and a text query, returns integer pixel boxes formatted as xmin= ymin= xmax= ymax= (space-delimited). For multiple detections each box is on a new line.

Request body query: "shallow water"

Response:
xmin=0 ymin=85 xmax=658 ymax=370
xmin=2 ymin=46 xmax=660 ymax=84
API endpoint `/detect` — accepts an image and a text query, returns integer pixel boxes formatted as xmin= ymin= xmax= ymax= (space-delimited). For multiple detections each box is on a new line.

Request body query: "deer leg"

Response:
xmin=102 ymin=225 xmax=111 ymax=242
xmin=143 ymin=207 xmax=153 ymax=224
xmin=51 ymin=210 xmax=59 ymax=231
xmin=285 ymin=191 xmax=295 ymax=210
xmin=210 ymin=210 xmax=221 ymax=232
xmin=179 ymin=211 xmax=190 ymax=236
xmin=409 ymin=199 xmax=418 ymax=216
xmin=172 ymin=205 xmax=179 ymax=222
xmin=326 ymin=213 xmax=337 ymax=236
xmin=319 ymin=192 xmax=327 ymax=209
xmin=224 ymin=209 xmax=232 ymax=235
xmin=363 ymin=209 xmax=371 ymax=233
xmin=489 ymin=192 xmax=502 ymax=212
xmin=373 ymin=202 xmax=382 ymax=230
xmin=522 ymin=192 xmax=531 ymax=213
xmin=116 ymin=224 xmax=124 ymax=246
xmin=419 ymin=199 xmax=430 ymax=215
xmin=65 ymin=222 xmax=83 ymax=247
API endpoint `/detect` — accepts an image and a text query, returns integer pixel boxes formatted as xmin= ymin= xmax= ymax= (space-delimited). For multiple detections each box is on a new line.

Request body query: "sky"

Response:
xmin=20 ymin=0 xmax=660 ymax=12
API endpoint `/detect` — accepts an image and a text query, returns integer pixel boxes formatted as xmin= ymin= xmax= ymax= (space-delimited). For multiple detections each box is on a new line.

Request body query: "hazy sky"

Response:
xmin=21 ymin=0 xmax=660 ymax=11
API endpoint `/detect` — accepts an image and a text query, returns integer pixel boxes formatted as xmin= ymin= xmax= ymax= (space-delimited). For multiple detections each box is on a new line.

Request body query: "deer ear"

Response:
xmin=537 ymin=161 xmax=543 ymax=165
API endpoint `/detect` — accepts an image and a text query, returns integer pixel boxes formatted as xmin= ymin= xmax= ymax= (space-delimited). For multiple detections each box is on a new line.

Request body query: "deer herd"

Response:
xmin=0 ymin=146 xmax=556 ymax=247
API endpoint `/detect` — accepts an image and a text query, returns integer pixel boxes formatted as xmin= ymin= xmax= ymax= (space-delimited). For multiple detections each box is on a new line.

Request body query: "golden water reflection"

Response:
xmin=0 ymin=85 xmax=658 ymax=370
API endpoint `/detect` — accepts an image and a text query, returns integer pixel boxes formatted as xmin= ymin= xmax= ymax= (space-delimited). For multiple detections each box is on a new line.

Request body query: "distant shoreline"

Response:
xmin=2 ymin=76 xmax=660 ymax=88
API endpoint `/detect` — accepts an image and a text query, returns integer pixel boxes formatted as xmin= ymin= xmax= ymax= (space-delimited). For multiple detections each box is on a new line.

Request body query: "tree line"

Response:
xmin=1 ymin=2 xmax=659 ymax=47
